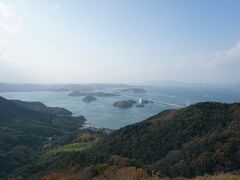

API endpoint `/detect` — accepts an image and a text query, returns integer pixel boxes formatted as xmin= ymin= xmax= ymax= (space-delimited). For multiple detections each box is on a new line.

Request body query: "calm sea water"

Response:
xmin=1 ymin=85 xmax=240 ymax=129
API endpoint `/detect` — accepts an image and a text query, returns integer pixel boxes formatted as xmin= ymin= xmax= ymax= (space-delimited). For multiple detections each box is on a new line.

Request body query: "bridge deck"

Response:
xmin=100 ymin=91 xmax=184 ymax=108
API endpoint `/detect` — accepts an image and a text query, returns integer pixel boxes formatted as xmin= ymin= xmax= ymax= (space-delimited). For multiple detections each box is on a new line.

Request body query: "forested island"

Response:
xmin=113 ymin=100 xmax=137 ymax=108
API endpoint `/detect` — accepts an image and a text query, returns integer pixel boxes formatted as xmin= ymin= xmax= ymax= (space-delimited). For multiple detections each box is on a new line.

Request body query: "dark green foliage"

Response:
xmin=11 ymin=100 xmax=72 ymax=116
xmin=95 ymin=102 xmax=240 ymax=177
xmin=0 ymin=96 xmax=85 ymax=177
xmin=1 ymin=96 xmax=240 ymax=178
xmin=83 ymin=95 xmax=97 ymax=103
xmin=113 ymin=100 xmax=137 ymax=108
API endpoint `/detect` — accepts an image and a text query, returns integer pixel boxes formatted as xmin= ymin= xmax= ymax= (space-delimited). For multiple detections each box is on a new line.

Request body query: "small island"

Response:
xmin=83 ymin=95 xmax=97 ymax=103
xmin=68 ymin=91 xmax=119 ymax=97
xmin=113 ymin=100 xmax=137 ymax=108
xmin=68 ymin=90 xmax=88 ymax=96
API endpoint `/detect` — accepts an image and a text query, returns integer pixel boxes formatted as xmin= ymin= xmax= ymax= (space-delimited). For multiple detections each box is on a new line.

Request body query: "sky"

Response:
xmin=0 ymin=0 xmax=240 ymax=84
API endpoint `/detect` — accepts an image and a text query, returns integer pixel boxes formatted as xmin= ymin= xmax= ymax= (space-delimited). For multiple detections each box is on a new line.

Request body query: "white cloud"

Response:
xmin=176 ymin=41 xmax=240 ymax=68
xmin=0 ymin=2 xmax=22 ymax=33
xmin=171 ymin=41 xmax=240 ymax=83
xmin=212 ymin=41 xmax=240 ymax=63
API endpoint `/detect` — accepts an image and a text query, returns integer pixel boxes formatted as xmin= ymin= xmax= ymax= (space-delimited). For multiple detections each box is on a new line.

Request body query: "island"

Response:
xmin=68 ymin=90 xmax=120 ymax=97
xmin=68 ymin=90 xmax=88 ymax=96
xmin=53 ymin=88 xmax=70 ymax=92
xmin=113 ymin=100 xmax=137 ymax=108
xmin=83 ymin=95 xmax=97 ymax=103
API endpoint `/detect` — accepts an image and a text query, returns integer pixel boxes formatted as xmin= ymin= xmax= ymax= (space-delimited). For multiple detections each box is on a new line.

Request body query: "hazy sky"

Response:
xmin=0 ymin=0 xmax=240 ymax=84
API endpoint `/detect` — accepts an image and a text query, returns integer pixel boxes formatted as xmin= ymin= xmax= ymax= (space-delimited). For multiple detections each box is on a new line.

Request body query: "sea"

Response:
xmin=1 ymin=85 xmax=240 ymax=129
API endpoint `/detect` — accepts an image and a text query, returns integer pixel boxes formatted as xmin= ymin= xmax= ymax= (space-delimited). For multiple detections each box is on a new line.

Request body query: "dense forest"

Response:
xmin=0 ymin=96 xmax=85 ymax=178
xmin=0 ymin=96 xmax=240 ymax=179
xmin=97 ymin=102 xmax=240 ymax=177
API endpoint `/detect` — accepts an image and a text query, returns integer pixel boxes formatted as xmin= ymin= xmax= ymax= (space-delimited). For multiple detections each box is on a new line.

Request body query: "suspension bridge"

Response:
xmin=98 ymin=88 xmax=189 ymax=108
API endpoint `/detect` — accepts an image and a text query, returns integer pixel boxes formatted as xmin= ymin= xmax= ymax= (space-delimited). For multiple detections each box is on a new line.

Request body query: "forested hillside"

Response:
xmin=48 ymin=102 xmax=240 ymax=179
xmin=1 ymin=97 xmax=240 ymax=179
xmin=97 ymin=102 xmax=240 ymax=177
xmin=0 ymin=96 xmax=85 ymax=177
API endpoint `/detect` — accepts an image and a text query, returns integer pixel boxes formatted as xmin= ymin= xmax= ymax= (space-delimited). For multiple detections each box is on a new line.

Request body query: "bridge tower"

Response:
xmin=139 ymin=98 xmax=142 ymax=105
xmin=186 ymin=101 xmax=191 ymax=107
xmin=129 ymin=88 xmax=133 ymax=96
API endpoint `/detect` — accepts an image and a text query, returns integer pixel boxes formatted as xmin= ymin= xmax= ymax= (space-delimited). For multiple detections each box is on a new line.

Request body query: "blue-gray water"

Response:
xmin=1 ymin=85 xmax=240 ymax=129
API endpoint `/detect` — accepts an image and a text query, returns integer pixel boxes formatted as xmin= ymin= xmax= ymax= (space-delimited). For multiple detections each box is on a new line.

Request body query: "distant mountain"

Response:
xmin=68 ymin=90 xmax=89 ymax=96
xmin=142 ymin=80 xmax=240 ymax=88
xmin=0 ymin=83 xmax=60 ymax=92
xmin=68 ymin=90 xmax=120 ymax=97
xmin=0 ymin=83 xmax=131 ymax=92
